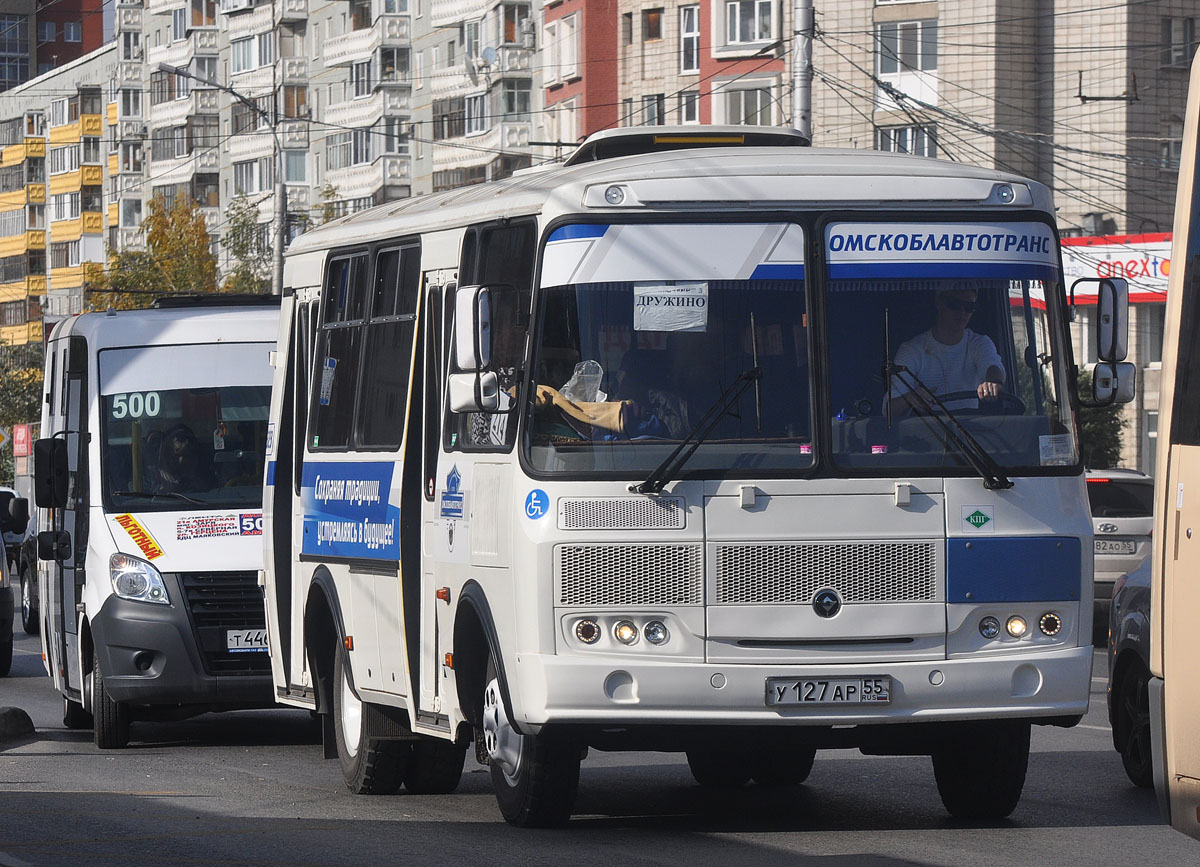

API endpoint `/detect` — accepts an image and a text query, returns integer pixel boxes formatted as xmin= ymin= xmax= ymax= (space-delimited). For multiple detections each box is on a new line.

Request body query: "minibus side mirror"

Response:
xmin=37 ymin=529 xmax=70 ymax=562
xmin=1 ymin=497 xmax=30 ymax=536
xmin=33 ymin=437 xmax=69 ymax=509
xmin=1070 ymin=277 xmax=1129 ymax=362
xmin=453 ymin=286 xmax=491 ymax=372
xmin=448 ymin=370 xmax=500 ymax=413
xmin=1091 ymin=361 xmax=1137 ymax=404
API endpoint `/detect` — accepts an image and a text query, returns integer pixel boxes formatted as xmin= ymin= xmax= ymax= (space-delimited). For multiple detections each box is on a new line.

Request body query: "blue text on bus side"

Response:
xmin=829 ymin=232 xmax=1051 ymax=255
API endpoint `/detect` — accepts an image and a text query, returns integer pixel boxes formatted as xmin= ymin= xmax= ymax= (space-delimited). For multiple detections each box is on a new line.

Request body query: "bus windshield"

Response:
xmin=98 ymin=343 xmax=273 ymax=511
xmin=526 ymin=222 xmax=813 ymax=476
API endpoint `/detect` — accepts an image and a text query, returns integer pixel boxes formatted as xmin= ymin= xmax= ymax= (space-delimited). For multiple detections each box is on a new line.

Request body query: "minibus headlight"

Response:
xmin=110 ymin=553 xmax=169 ymax=605
xmin=1006 ymin=615 xmax=1028 ymax=638
xmin=613 ymin=620 xmax=639 ymax=645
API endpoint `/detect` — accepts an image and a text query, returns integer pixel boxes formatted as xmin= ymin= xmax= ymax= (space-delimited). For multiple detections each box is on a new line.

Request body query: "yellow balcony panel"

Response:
xmin=50 ymin=265 xmax=83 ymax=287
xmin=82 ymin=212 xmax=102 ymax=234
xmin=49 ymin=171 xmax=82 ymax=195
xmin=0 ymin=144 xmax=25 ymax=167
xmin=0 ymin=283 xmax=25 ymax=303
xmin=81 ymin=164 xmax=102 ymax=186
xmin=26 ymin=229 xmax=45 ymax=249
xmin=0 ymin=234 xmax=26 ymax=258
xmin=81 ymin=115 xmax=103 ymax=136
xmin=0 ymin=323 xmax=32 ymax=346
xmin=27 ymin=320 xmax=43 ymax=343
xmin=26 ymin=185 xmax=44 ymax=204
xmin=52 ymin=217 xmax=82 ymax=240
xmin=0 ymin=191 xmax=24 ymax=208
xmin=108 ymin=102 xmax=118 ymax=126
xmin=26 ymin=275 xmax=45 ymax=294
xmin=108 ymin=202 xmax=118 ymax=224
xmin=24 ymin=139 xmax=44 ymax=158
xmin=108 ymin=154 xmax=118 ymax=176
xmin=48 ymin=122 xmax=81 ymax=145
xmin=83 ymin=261 xmax=104 ymax=283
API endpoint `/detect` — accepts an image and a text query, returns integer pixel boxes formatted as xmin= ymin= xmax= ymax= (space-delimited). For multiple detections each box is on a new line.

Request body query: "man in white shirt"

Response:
xmin=888 ymin=288 xmax=1006 ymax=414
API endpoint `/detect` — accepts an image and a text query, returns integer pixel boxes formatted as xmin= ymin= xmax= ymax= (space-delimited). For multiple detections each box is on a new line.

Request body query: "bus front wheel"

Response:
xmin=932 ymin=720 xmax=1030 ymax=819
xmin=92 ymin=653 xmax=129 ymax=749
xmin=482 ymin=657 xmax=579 ymax=827
xmin=332 ymin=646 xmax=407 ymax=794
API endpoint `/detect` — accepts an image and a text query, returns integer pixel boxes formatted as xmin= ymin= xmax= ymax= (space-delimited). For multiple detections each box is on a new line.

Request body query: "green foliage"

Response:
xmin=221 ymin=194 xmax=271 ymax=294
xmin=1077 ymin=368 xmax=1127 ymax=469
xmin=0 ymin=342 xmax=44 ymax=485
xmin=318 ymin=182 xmax=339 ymax=225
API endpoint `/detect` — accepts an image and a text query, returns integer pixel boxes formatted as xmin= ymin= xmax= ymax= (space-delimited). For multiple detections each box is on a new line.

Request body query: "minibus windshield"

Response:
xmin=98 ymin=343 xmax=273 ymax=511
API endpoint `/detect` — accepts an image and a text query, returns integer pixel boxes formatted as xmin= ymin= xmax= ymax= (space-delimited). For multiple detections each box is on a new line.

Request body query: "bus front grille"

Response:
xmin=556 ymin=544 xmax=703 ymax=605
xmin=558 ymin=497 xmax=687 ymax=530
xmin=178 ymin=571 xmax=271 ymax=676
xmin=714 ymin=542 xmax=939 ymax=605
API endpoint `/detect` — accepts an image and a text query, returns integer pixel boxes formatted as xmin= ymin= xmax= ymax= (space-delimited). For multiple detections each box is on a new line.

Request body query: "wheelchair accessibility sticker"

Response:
xmin=525 ymin=489 xmax=549 ymax=520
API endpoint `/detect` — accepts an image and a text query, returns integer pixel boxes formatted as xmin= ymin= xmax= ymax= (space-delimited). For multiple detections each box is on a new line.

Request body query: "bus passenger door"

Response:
xmin=60 ymin=336 xmax=88 ymax=697
xmin=419 ymin=274 xmax=449 ymax=714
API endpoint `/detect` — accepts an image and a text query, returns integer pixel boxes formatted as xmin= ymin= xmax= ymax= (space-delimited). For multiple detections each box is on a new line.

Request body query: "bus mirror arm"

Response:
xmin=37 ymin=529 xmax=70 ymax=562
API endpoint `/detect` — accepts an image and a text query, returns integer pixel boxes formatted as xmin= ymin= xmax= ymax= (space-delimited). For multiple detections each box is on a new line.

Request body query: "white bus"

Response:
xmin=34 ymin=297 xmax=280 ymax=748
xmin=264 ymin=128 xmax=1126 ymax=826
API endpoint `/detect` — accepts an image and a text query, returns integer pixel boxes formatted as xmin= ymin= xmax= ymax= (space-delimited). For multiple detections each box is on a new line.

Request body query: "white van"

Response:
xmin=34 ymin=298 xmax=279 ymax=748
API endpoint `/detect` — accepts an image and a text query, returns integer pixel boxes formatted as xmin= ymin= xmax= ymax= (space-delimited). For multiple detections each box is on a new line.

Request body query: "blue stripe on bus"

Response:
xmin=749 ymin=263 xmax=806 ymax=280
xmin=828 ymin=262 xmax=1059 ymax=281
xmin=946 ymin=537 xmax=1082 ymax=603
xmin=548 ymin=224 xmax=610 ymax=243
xmin=266 ymin=461 xmax=275 ymax=486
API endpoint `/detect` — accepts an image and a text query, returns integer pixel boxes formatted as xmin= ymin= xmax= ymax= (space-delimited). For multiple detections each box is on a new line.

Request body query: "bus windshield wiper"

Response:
xmin=884 ymin=362 xmax=1014 ymax=490
xmin=112 ymin=489 xmax=208 ymax=506
xmin=631 ymin=367 xmax=762 ymax=495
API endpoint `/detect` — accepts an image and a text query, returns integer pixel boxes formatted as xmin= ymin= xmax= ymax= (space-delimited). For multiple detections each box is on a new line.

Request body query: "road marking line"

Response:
xmin=1078 ymin=724 xmax=1111 ymax=731
xmin=1092 ymin=677 xmax=1107 ymax=683
xmin=0 ymin=850 xmax=36 ymax=867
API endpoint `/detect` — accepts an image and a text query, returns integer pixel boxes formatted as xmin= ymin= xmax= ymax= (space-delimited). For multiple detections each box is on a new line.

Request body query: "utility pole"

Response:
xmin=793 ymin=0 xmax=814 ymax=141
xmin=157 ymin=63 xmax=286 ymax=295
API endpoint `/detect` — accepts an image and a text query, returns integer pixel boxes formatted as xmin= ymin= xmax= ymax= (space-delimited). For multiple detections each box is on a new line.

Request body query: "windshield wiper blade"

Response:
xmin=884 ymin=363 xmax=1014 ymax=491
xmin=631 ymin=367 xmax=762 ymax=496
xmin=112 ymin=489 xmax=208 ymax=506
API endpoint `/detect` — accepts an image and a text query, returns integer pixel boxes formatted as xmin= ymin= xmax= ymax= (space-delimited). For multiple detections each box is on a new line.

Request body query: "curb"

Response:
xmin=0 ymin=706 xmax=34 ymax=741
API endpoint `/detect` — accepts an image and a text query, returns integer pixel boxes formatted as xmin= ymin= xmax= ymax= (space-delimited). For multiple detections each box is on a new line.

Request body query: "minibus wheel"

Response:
xmin=332 ymin=644 xmax=407 ymax=794
xmin=19 ymin=567 xmax=37 ymax=635
xmin=482 ymin=656 xmax=579 ymax=827
xmin=932 ymin=720 xmax=1030 ymax=818
xmin=92 ymin=654 xmax=129 ymax=749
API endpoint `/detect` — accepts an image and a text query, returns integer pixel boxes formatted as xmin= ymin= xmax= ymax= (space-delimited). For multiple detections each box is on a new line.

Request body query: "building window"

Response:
xmin=0 ymin=210 xmax=23 ymax=238
xmin=877 ymin=20 xmax=938 ymax=74
xmin=680 ymin=5 xmax=699 ymax=73
xmin=283 ymin=85 xmax=309 ymax=117
xmin=1163 ymin=18 xmax=1196 ymax=67
xmin=82 ymin=186 xmax=102 ymax=213
xmin=231 ymin=38 xmax=254 ymax=73
xmin=193 ymin=56 xmax=217 ymax=85
xmin=188 ymin=114 xmax=219 ymax=152
xmin=27 ymin=204 xmax=44 ymax=229
xmin=726 ymin=87 xmax=772 ymax=124
xmin=678 ymin=90 xmax=699 ymax=123
xmin=500 ymin=3 xmax=530 ymax=44
xmin=466 ymin=94 xmax=487 ymax=134
xmin=641 ymin=93 xmax=665 ymax=126
xmin=622 ymin=12 xmax=633 ymax=46
xmin=726 ymin=0 xmax=773 ymax=44
xmin=82 ymin=137 xmax=101 ymax=163
xmin=352 ymin=129 xmax=371 ymax=165
xmin=258 ymin=31 xmax=276 ymax=66
xmin=351 ymin=0 xmax=373 ymax=30
xmin=499 ymin=80 xmax=531 ymax=121
xmin=64 ymin=21 xmax=82 ymax=43
xmin=120 ymin=198 xmax=142 ymax=229
xmin=1162 ymin=116 xmax=1184 ymax=169
xmin=120 ymin=88 xmax=142 ymax=118
xmin=465 ymin=20 xmax=481 ymax=58
xmin=121 ymin=31 xmax=141 ymax=61
xmin=284 ymin=150 xmax=307 ymax=183
xmin=50 ymin=240 xmax=81 ymax=269
xmin=353 ymin=60 xmax=373 ymax=97
xmin=544 ymin=14 xmax=578 ymax=84
xmin=192 ymin=0 xmax=216 ymax=27
xmin=233 ymin=159 xmax=255 ymax=194
xmin=380 ymin=47 xmax=409 ymax=82
xmin=433 ymin=97 xmax=465 ymax=139
xmin=37 ymin=21 xmax=55 ymax=43
xmin=643 ymin=8 xmax=663 ymax=40
xmin=172 ymin=8 xmax=187 ymax=42
xmin=50 ymin=192 xmax=81 ymax=222
xmin=876 ymin=124 xmax=937 ymax=157
xmin=120 ymin=142 xmax=143 ymax=173
xmin=48 ymin=145 xmax=81 ymax=175
xmin=326 ymin=133 xmax=352 ymax=170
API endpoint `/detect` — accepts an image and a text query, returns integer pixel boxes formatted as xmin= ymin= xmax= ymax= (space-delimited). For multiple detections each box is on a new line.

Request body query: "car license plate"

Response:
xmin=766 ymin=676 xmax=891 ymax=706
xmin=1094 ymin=539 xmax=1136 ymax=555
xmin=226 ymin=628 xmax=268 ymax=653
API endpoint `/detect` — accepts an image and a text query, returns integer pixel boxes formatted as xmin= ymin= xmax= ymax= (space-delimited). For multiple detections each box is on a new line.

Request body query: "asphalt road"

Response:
xmin=1 ymin=630 xmax=1196 ymax=867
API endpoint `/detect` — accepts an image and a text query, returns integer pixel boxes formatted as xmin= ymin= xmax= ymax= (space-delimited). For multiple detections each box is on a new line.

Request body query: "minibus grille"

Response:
xmin=558 ymin=497 xmax=687 ymax=530
xmin=714 ymin=542 xmax=938 ymax=604
xmin=556 ymin=543 xmax=703 ymax=605
xmin=179 ymin=571 xmax=271 ymax=675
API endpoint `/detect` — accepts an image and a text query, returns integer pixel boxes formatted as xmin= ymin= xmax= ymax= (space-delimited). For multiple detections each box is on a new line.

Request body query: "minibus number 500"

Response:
xmin=111 ymin=392 xmax=161 ymax=419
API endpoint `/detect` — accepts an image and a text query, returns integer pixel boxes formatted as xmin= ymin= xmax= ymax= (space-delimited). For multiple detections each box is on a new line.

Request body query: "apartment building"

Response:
xmin=542 ymin=0 xmax=618 ymax=150
xmin=1 ymin=0 xmax=108 ymax=93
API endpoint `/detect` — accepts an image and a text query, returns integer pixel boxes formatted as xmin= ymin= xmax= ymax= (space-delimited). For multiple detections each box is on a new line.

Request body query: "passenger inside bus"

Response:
xmin=152 ymin=424 xmax=214 ymax=494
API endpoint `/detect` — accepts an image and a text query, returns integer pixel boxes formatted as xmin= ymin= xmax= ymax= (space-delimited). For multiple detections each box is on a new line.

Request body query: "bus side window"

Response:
xmin=423 ymin=282 xmax=445 ymax=501
xmin=309 ymin=253 xmax=368 ymax=451
xmin=293 ymin=301 xmax=314 ymax=496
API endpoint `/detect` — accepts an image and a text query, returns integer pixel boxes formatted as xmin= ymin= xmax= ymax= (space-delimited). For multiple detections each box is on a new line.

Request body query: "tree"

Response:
xmin=317 ymin=182 xmax=339 ymax=225
xmin=0 ymin=342 xmax=44 ymax=485
xmin=1077 ymin=368 xmax=1127 ymax=469
xmin=221 ymin=194 xmax=270 ymax=294
xmin=90 ymin=193 xmax=219 ymax=310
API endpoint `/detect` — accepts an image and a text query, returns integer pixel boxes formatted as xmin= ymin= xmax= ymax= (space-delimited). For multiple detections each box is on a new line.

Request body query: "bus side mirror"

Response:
xmin=37 ymin=529 xmax=71 ymax=562
xmin=34 ymin=437 xmax=69 ymax=509
xmin=454 ymin=286 xmax=491 ymax=372
xmin=1 ymin=497 xmax=30 ymax=536
xmin=1091 ymin=361 xmax=1136 ymax=404
xmin=448 ymin=370 xmax=500 ymax=413
xmin=1070 ymin=277 xmax=1129 ymax=362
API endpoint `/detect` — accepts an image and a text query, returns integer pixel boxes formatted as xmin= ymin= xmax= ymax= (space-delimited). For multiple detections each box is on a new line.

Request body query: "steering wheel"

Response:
xmin=933 ymin=390 xmax=1026 ymax=416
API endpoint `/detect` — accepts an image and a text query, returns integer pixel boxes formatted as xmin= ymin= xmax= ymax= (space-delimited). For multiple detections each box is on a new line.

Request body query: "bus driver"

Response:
xmin=887 ymin=288 xmax=1006 ymax=414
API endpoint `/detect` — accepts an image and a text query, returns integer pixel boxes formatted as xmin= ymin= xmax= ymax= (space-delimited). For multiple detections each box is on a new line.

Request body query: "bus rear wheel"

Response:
xmin=332 ymin=646 xmax=407 ymax=794
xmin=92 ymin=654 xmax=130 ymax=749
xmin=932 ymin=720 xmax=1030 ymax=819
xmin=482 ymin=657 xmax=579 ymax=827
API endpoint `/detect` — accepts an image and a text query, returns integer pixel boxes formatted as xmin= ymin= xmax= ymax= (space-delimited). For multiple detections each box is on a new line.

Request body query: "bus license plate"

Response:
xmin=227 ymin=629 xmax=269 ymax=653
xmin=1094 ymin=539 xmax=1136 ymax=555
xmin=766 ymin=676 xmax=891 ymax=706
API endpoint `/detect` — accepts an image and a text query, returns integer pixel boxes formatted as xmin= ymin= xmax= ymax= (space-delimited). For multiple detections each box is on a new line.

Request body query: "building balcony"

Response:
xmin=432 ymin=122 xmax=529 ymax=171
xmin=146 ymin=40 xmax=191 ymax=74
xmin=0 ymin=322 xmax=42 ymax=346
xmin=116 ymin=228 xmax=145 ymax=251
xmin=0 ymin=234 xmax=29 ymax=258
xmin=326 ymin=154 xmax=411 ymax=201
xmin=192 ymin=28 xmax=220 ymax=55
xmin=278 ymin=0 xmax=307 ymax=22
xmin=220 ymin=0 xmax=255 ymax=14
xmin=431 ymin=0 xmax=475 ymax=29
xmin=227 ymin=66 xmax=275 ymax=95
xmin=279 ymin=120 xmax=310 ymax=149
xmin=229 ymin=131 xmax=274 ymax=162
xmin=496 ymin=45 xmax=534 ymax=75
xmin=24 ymin=139 xmax=44 ymax=157
xmin=378 ymin=14 xmax=411 ymax=47
xmin=326 ymin=15 xmax=411 ymax=69
xmin=325 ymin=90 xmax=410 ymax=129
xmin=226 ymin=4 xmax=275 ymax=41
xmin=82 ymin=212 xmax=103 ymax=234
xmin=118 ymin=60 xmax=144 ymax=86
xmin=27 ymin=184 xmax=44 ymax=204
xmin=26 ymin=230 xmax=45 ymax=250
xmin=49 ymin=171 xmax=82 ymax=196
xmin=281 ymin=57 xmax=308 ymax=85
xmin=115 ymin=5 xmax=143 ymax=31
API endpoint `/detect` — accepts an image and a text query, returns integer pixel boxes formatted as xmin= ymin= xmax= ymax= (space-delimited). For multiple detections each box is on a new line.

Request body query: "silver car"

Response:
xmin=1087 ymin=469 xmax=1154 ymax=639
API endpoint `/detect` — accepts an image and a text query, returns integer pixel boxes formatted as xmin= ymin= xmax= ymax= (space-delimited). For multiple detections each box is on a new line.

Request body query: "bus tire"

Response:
xmin=932 ymin=720 xmax=1029 ymax=819
xmin=750 ymin=747 xmax=816 ymax=786
xmin=20 ymin=567 xmax=37 ymax=635
xmin=482 ymin=657 xmax=579 ymax=827
xmin=405 ymin=737 xmax=467 ymax=794
xmin=686 ymin=750 xmax=752 ymax=788
xmin=1115 ymin=661 xmax=1154 ymax=788
xmin=92 ymin=653 xmax=130 ymax=749
xmin=332 ymin=646 xmax=407 ymax=795
xmin=63 ymin=696 xmax=91 ymax=729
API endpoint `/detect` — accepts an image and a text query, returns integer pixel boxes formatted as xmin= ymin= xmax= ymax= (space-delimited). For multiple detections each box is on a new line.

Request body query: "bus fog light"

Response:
xmin=979 ymin=616 xmax=1001 ymax=639
xmin=574 ymin=619 xmax=600 ymax=645
xmin=604 ymin=185 xmax=626 ymax=205
xmin=1039 ymin=612 xmax=1063 ymax=636
xmin=643 ymin=621 xmax=669 ymax=645
xmin=613 ymin=620 xmax=639 ymax=645
xmin=1006 ymin=615 xmax=1028 ymax=638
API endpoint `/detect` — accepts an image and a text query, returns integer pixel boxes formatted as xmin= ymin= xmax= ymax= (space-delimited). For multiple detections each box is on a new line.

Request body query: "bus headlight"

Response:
xmin=613 ymin=620 xmax=639 ymax=645
xmin=1006 ymin=615 xmax=1028 ymax=638
xmin=643 ymin=620 xmax=670 ymax=645
xmin=574 ymin=619 xmax=601 ymax=644
xmin=1039 ymin=612 xmax=1063 ymax=636
xmin=979 ymin=616 xmax=1001 ymax=639
xmin=110 ymin=553 xmax=170 ymax=605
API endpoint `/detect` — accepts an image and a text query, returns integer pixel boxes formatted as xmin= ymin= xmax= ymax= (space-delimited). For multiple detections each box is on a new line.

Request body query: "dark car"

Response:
xmin=17 ymin=510 xmax=37 ymax=636
xmin=1107 ymin=557 xmax=1153 ymax=787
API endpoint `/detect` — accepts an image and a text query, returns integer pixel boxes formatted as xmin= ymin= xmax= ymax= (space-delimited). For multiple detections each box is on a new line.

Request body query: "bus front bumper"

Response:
xmin=508 ymin=644 xmax=1092 ymax=731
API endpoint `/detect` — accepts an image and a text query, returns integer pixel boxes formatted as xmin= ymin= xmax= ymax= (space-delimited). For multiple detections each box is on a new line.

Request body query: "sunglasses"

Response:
xmin=941 ymin=298 xmax=978 ymax=313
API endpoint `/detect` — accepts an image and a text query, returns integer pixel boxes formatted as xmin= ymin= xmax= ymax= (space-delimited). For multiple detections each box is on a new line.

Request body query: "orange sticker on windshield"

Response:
xmin=113 ymin=514 xmax=165 ymax=560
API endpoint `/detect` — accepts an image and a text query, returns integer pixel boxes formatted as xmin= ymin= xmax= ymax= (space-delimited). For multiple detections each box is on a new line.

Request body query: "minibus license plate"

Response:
xmin=1094 ymin=539 xmax=1136 ymax=555
xmin=766 ymin=676 xmax=891 ymax=705
xmin=227 ymin=629 xmax=268 ymax=653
